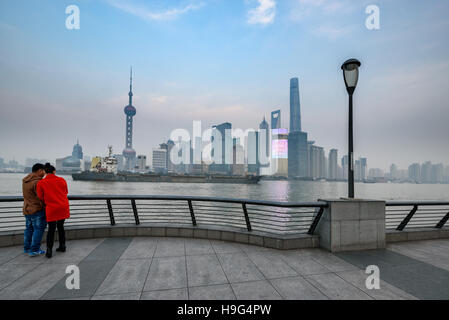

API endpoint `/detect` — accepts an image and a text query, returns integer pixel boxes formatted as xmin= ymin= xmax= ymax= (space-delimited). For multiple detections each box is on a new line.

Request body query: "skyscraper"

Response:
xmin=271 ymin=110 xmax=281 ymax=130
xmin=290 ymin=78 xmax=301 ymax=132
xmin=342 ymin=155 xmax=349 ymax=180
xmin=408 ymin=163 xmax=421 ymax=183
xmin=136 ymin=155 xmax=147 ymax=172
xmin=259 ymin=117 xmax=270 ymax=161
xmin=247 ymin=130 xmax=260 ymax=175
xmin=152 ymin=148 xmax=167 ymax=174
xmin=360 ymin=158 xmax=367 ymax=181
xmin=288 ymin=77 xmax=308 ymax=178
xmin=308 ymin=142 xmax=325 ymax=180
xmin=210 ymin=122 xmax=232 ymax=174
xmin=421 ymin=161 xmax=432 ymax=183
xmin=122 ymin=68 xmax=137 ymax=171
xmin=328 ymin=149 xmax=338 ymax=180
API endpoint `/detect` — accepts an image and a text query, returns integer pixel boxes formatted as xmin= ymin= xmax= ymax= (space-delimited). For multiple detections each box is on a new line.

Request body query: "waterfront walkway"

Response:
xmin=0 ymin=237 xmax=448 ymax=300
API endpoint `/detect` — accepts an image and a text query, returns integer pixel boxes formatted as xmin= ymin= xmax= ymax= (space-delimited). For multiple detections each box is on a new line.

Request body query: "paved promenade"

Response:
xmin=0 ymin=237 xmax=448 ymax=300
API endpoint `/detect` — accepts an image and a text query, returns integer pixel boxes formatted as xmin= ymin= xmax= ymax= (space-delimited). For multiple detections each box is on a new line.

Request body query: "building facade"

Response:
xmin=152 ymin=149 xmax=167 ymax=174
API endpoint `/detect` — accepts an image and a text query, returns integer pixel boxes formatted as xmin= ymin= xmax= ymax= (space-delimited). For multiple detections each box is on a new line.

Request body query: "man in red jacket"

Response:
xmin=37 ymin=163 xmax=70 ymax=258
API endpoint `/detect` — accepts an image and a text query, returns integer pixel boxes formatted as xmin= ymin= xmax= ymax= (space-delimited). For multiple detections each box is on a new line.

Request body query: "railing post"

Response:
xmin=188 ymin=200 xmax=197 ymax=226
xmin=131 ymin=199 xmax=140 ymax=225
xmin=397 ymin=205 xmax=418 ymax=231
xmin=308 ymin=206 xmax=325 ymax=235
xmin=242 ymin=203 xmax=252 ymax=232
xmin=436 ymin=211 xmax=449 ymax=229
xmin=106 ymin=199 xmax=116 ymax=226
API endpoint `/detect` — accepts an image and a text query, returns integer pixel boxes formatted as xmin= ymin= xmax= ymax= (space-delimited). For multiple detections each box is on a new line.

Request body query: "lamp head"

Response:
xmin=341 ymin=59 xmax=361 ymax=95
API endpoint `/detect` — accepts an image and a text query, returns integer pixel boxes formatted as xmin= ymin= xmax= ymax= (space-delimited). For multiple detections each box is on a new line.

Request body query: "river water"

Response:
xmin=1 ymin=173 xmax=448 ymax=201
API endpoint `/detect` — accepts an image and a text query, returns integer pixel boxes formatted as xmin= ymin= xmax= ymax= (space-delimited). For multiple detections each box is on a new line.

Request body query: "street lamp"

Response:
xmin=341 ymin=59 xmax=361 ymax=199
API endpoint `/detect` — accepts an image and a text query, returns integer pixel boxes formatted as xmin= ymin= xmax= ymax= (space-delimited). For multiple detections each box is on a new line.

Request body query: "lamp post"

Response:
xmin=341 ymin=59 xmax=361 ymax=199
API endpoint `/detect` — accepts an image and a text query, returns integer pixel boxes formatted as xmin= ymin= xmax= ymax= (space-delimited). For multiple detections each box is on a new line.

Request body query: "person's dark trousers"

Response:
xmin=24 ymin=210 xmax=47 ymax=253
xmin=46 ymin=219 xmax=66 ymax=251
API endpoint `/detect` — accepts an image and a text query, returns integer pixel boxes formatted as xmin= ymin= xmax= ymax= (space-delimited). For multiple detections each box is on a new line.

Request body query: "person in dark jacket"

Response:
xmin=22 ymin=163 xmax=47 ymax=257
xmin=37 ymin=163 xmax=70 ymax=258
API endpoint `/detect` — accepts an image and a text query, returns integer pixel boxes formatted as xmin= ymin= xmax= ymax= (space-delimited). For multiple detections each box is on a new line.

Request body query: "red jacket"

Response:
xmin=36 ymin=174 xmax=70 ymax=222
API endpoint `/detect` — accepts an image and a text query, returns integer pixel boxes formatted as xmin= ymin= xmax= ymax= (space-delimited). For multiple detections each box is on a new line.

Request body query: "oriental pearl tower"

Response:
xmin=122 ymin=67 xmax=137 ymax=171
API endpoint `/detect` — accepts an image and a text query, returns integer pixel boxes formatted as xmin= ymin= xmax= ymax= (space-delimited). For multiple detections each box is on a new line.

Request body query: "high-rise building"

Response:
xmin=421 ymin=161 xmax=432 ymax=183
xmin=289 ymin=78 xmax=301 ymax=132
xmin=355 ymin=159 xmax=361 ymax=181
xmin=308 ymin=142 xmax=325 ymax=180
xmin=328 ymin=149 xmax=338 ymax=180
xmin=354 ymin=157 xmax=367 ymax=181
xmin=271 ymin=111 xmax=288 ymax=177
xmin=288 ymin=131 xmax=308 ymax=178
xmin=390 ymin=164 xmax=398 ymax=180
xmin=360 ymin=158 xmax=367 ymax=181
xmin=160 ymin=140 xmax=176 ymax=173
xmin=232 ymin=138 xmax=245 ymax=176
xmin=122 ymin=68 xmax=137 ymax=171
xmin=247 ymin=130 xmax=260 ymax=175
xmin=210 ymin=122 xmax=232 ymax=175
xmin=342 ymin=155 xmax=349 ymax=180
xmin=271 ymin=110 xmax=281 ymax=130
xmin=408 ymin=163 xmax=421 ymax=182
xmin=288 ymin=78 xmax=309 ymax=178
xmin=259 ymin=117 xmax=270 ymax=164
xmin=136 ymin=155 xmax=147 ymax=172
xmin=444 ymin=166 xmax=449 ymax=184
xmin=431 ymin=163 xmax=444 ymax=184
xmin=152 ymin=149 xmax=167 ymax=174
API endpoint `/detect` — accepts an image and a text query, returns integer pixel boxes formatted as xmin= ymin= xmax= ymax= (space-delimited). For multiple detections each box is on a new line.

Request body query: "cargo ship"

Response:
xmin=72 ymin=146 xmax=260 ymax=184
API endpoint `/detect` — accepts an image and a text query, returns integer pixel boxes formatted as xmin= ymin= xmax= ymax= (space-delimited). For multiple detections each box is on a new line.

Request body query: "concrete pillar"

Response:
xmin=316 ymin=199 xmax=386 ymax=252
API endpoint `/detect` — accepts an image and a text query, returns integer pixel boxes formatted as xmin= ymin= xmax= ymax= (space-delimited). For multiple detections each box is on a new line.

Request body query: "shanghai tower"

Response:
xmin=290 ymin=78 xmax=301 ymax=132
xmin=122 ymin=67 xmax=137 ymax=171
xmin=288 ymin=77 xmax=308 ymax=178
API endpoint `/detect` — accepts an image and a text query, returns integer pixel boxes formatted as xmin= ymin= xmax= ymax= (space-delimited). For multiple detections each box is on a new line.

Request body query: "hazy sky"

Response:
xmin=0 ymin=0 xmax=448 ymax=171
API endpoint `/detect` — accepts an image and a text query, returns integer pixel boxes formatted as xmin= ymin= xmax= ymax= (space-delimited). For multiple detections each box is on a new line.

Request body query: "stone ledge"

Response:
xmin=386 ymin=228 xmax=449 ymax=243
xmin=0 ymin=223 xmax=319 ymax=250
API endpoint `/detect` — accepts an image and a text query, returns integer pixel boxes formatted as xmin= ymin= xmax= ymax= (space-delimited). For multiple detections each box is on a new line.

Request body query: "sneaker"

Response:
xmin=37 ymin=249 xmax=46 ymax=255
xmin=24 ymin=249 xmax=31 ymax=254
xmin=28 ymin=251 xmax=39 ymax=257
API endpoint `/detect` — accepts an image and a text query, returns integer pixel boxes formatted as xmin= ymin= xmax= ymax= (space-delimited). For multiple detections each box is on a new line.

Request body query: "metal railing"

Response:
xmin=385 ymin=201 xmax=449 ymax=231
xmin=0 ymin=195 xmax=328 ymax=236
xmin=2 ymin=197 xmax=447 ymax=236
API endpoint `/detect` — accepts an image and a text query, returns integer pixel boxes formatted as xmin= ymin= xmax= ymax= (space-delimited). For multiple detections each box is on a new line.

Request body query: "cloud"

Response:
xmin=107 ymin=0 xmax=205 ymax=21
xmin=247 ymin=0 xmax=277 ymax=25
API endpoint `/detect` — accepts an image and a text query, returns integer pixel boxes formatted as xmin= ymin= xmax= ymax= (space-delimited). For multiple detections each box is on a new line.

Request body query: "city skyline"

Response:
xmin=1 ymin=0 xmax=449 ymax=169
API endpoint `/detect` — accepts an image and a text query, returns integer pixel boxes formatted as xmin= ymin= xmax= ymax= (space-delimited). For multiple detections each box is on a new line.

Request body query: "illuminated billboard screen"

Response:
xmin=272 ymin=128 xmax=288 ymax=135
xmin=272 ymin=139 xmax=288 ymax=159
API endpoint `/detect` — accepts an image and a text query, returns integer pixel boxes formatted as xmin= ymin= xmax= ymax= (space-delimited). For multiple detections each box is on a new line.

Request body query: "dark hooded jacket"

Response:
xmin=22 ymin=173 xmax=44 ymax=215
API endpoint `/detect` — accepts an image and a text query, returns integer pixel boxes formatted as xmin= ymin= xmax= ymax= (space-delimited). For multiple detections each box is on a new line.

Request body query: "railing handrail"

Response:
xmin=386 ymin=200 xmax=449 ymax=206
xmin=1 ymin=196 xmax=448 ymax=234
xmin=0 ymin=195 xmax=328 ymax=208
